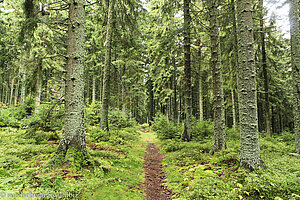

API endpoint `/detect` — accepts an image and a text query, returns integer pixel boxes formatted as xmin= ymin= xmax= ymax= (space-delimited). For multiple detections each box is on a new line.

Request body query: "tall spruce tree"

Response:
xmin=259 ymin=0 xmax=271 ymax=137
xmin=290 ymin=0 xmax=300 ymax=154
xmin=101 ymin=0 xmax=115 ymax=131
xmin=208 ymin=0 xmax=226 ymax=152
xmin=237 ymin=0 xmax=264 ymax=170
xmin=56 ymin=0 xmax=87 ymax=158
xmin=182 ymin=0 xmax=192 ymax=141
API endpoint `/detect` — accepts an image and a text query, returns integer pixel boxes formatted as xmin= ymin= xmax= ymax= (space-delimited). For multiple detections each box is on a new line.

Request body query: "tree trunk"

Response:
xmin=290 ymin=0 xmax=300 ymax=154
xmin=209 ymin=0 xmax=226 ymax=152
xmin=35 ymin=61 xmax=42 ymax=113
xmin=231 ymin=0 xmax=239 ymax=126
xmin=259 ymin=0 xmax=271 ymax=137
xmin=173 ymin=58 xmax=178 ymax=122
xmin=9 ymin=76 xmax=15 ymax=106
xmin=182 ymin=0 xmax=192 ymax=141
xmin=101 ymin=0 xmax=114 ymax=131
xmin=198 ymin=42 xmax=203 ymax=121
xmin=92 ymin=73 xmax=96 ymax=104
xmin=122 ymin=82 xmax=126 ymax=115
xmin=15 ymin=78 xmax=20 ymax=106
xmin=231 ymin=89 xmax=236 ymax=130
xmin=56 ymin=0 xmax=87 ymax=158
xmin=237 ymin=0 xmax=264 ymax=170
xmin=166 ymin=99 xmax=169 ymax=123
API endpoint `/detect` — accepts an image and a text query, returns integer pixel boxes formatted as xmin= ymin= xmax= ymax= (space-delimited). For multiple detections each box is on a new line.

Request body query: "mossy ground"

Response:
xmin=0 ymin=124 xmax=299 ymax=200
xmin=158 ymin=131 xmax=300 ymax=200
xmin=0 ymin=126 xmax=147 ymax=200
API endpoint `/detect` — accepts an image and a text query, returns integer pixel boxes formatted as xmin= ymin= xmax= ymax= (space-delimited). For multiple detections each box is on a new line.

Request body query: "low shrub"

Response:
xmin=152 ymin=113 xmax=182 ymax=139
xmin=85 ymin=101 xmax=102 ymax=126
xmin=191 ymin=119 xmax=214 ymax=141
xmin=109 ymin=110 xmax=137 ymax=129
xmin=85 ymin=102 xmax=137 ymax=129
xmin=20 ymin=103 xmax=63 ymax=143
xmin=87 ymin=126 xmax=110 ymax=142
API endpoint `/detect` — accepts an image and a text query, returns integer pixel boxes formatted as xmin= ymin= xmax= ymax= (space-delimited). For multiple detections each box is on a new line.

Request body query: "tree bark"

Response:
xmin=290 ymin=0 xmax=300 ymax=154
xmin=209 ymin=0 xmax=226 ymax=152
xmin=172 ymin=57 xmax=178 ymax=122
xmin=9 ymin=76 xmax=15 ymax=106
xmin=237 ymin=0 xmax=264 ymax=170
xmin=198 ymin=43 xmax=203 ymax=122
xmin=101 ymin=0 xmax=114 ymax=131
xmin=259 ymin=0 xmax=271 ymax=137
xmin=231 ymin=89 xmax=236 ymax=130
xmin=231 ymin=0 xmax=239 ymax=126
xmin=92 ymin=73 xmax=96 ymax=104
xmin=14 ymin=77 xmax=20 ymax=106
xmin=182 ymin=0 xmax=192 ymax=141
xmin=56 ymin=0 xmax=87 ymax=158
xmin=35 ymin=61 xmax=42 ymax=113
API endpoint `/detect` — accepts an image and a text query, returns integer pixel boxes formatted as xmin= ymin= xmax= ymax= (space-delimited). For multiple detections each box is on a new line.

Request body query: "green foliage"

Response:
xmin=87 ymin=126 xmax=110 ymax=142
xmin=0 ymin=107 xmax=20 ymax=127
xmin=276 ymin=131 xmax=295 ymax=145
xmin=23 ymin=94 xmax=35 ymax=116
xmin=191 ymin=119 xmax=214 ymax=141
xmin=85 ymin=102 xmax=102 ymax=126
xmin=152 ymin=113 xmax=183 ymax=139
xmin=161 ymin=130 xmax=300 ymax=200
xmin=87 ymin=126 xmax=140 ymax=146
xmin=85 ymin=102 xmax=137 ymax=129
xmin=22 ymin=103 xmax=64 ymax=143
xmin=260 ymin=136 xmax=294 ymax=154
xmin=0 ymin=125 xmax=145 ymax=199
xmin=109 ymin=110 xmax=137 ymax=129
xmin=0 ymin=96 xmax=36 ymax=127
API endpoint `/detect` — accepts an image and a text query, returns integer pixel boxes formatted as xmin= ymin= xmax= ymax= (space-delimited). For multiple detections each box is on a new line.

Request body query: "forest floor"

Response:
xmin=0 ymin=125 xmax=299 ymax=199
xmin=144 ymin=139 xmax=172 ymax=199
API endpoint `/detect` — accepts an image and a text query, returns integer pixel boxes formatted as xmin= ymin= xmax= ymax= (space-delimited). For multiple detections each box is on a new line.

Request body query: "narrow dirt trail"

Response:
xmin=144 ymin=141 xmax=172 ymax=200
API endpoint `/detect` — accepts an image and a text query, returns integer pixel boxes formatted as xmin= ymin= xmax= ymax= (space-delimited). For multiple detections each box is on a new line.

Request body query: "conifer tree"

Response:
xmin=56 ymin=0 xmax=87 ymax=158
xmin=182 ymin=0 xmax=192 ymax=141
xmin=101 ymin=0 xmax=115 ymax=131
xmin=237 ymin=0 xmax=264 ymax=170
xmin=290 ymin=0 xmax=300 ymax=154
xmin=208 ymin=0 xmax=226 ymax=152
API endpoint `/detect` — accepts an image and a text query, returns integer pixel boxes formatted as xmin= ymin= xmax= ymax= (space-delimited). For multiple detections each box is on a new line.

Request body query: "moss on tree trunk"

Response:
xmin=209 ymin=0 xmax=226 ymax=153
xmin=56 ymin=0 xmax=87 ymax=158
xmin=101 ymin=0 xmax=115 ymax=131
xmin=290 ymin=0 xmax=300 ymax=154
xmin=182 ymin=0 xmax=192 ymax=141
xmin=237 ymin=0 xmax=264 ymax=170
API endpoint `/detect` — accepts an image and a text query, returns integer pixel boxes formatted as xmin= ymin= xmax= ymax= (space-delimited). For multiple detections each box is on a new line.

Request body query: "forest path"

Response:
xmin=141 ymin=126 xmax=172 ymax=200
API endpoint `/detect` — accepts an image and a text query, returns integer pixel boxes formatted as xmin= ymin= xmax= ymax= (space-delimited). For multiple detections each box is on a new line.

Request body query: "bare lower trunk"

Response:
xmin=101 ymin=0 xmax=114 ymax=131
xmin=9 ymin=77 xmax=15 ymax=106
xmin=237 ymin=0 xmax=263 ymax=170
xmin=35 ymin=62 xmax=42 ymax=113
xmin=122 ymin=82 xmax=126 ymax=116
xmin=259 ymin=0 xmax=271 ymax=137
xmin=231 ymin=89 xmax=236 ymax=130
xmin=182 ymin=0 xmax=192 ymax=141
xmin=209 ymin=0 xmax=226 ymax=152
xmin=14 ymin=79 xmax=20 ymax=105
xmin=56 ymin=0 xmax=87 ymax=158
xmin=290 ymin=0 xmax=300 ymax=154
xmin=92 ymin=74 xmax=96 ymax=104
xmin=166 ymin=99 xmax=169 ymax=123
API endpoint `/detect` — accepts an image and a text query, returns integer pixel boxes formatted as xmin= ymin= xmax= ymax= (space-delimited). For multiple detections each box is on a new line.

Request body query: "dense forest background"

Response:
xmin=0 ymin=0 xmax=299 ymax=199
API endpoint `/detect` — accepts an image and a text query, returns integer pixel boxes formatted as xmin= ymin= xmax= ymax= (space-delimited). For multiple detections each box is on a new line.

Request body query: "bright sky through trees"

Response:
xmin=265 ymin=0 xmax=290 ymax=38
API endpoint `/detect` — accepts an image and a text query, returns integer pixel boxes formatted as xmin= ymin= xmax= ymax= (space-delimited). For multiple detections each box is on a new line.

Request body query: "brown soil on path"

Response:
xmin=144 ymin=141 xmax=172 ymax=200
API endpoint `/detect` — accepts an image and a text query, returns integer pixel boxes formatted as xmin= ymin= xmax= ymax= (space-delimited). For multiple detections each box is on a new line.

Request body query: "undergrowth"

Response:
xmin=152 ymin=115 xmax=300 ymax=200
xmin=0 ymin=123 xmax=145 ymax=199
